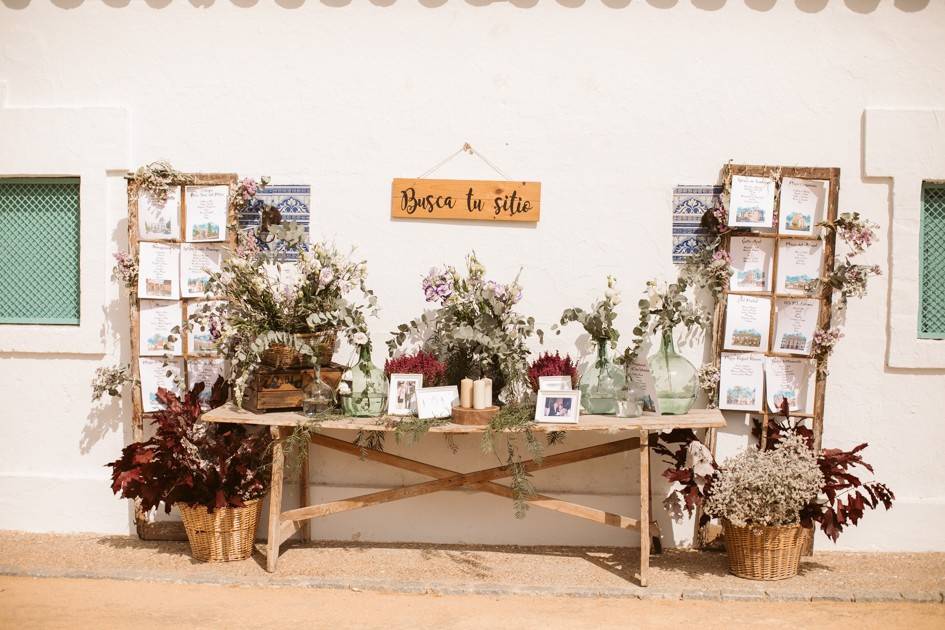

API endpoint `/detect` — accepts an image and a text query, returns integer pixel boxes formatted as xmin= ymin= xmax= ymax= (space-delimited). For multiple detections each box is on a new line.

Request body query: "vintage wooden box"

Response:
xmin=242 ymin=363 xmax=345 ymax=413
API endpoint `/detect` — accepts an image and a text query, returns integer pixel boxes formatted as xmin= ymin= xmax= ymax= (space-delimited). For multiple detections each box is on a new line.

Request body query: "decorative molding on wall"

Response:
xmin=864 ymin=108 xmax=945 ymax=369
xmin=0 ymin=101 xmax=130 ymax=354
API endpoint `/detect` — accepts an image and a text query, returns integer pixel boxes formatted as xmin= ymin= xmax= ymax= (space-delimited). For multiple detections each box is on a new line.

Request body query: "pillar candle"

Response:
xmin=472 ymin=379 xmax=486 ymax=410
xmin=460 ymin=377 xmax=473 ymax=408
xmin=482 ymin=377 xmax=492 ymax=408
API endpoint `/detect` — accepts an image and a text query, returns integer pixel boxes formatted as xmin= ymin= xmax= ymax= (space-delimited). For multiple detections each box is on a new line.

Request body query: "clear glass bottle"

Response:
xmin=616 ymin=379 xmax=644 ymax=418
xmin=647 ymin=330 xmax=697 ymax=415
xmin=302 ymin=364 xmax=336 ymax=417
xmin=579 ymin=342 xmax=626 ymax=415
xmin=341 ymin=347 xmax=388 ymax=417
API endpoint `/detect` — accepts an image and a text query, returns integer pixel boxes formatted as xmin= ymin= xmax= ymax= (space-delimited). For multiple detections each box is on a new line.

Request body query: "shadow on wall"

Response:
xmin=0 ymin=0 xmax=933 ymax=13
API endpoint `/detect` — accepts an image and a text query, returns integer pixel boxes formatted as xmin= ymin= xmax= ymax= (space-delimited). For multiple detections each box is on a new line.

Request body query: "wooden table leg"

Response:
xmin=299 ymin=448 xmax=310 ymax=544
xmin=266 ymin=426 xmax=286 ymax=573
xmin=638 ymin=427 xmax=650 ymax=587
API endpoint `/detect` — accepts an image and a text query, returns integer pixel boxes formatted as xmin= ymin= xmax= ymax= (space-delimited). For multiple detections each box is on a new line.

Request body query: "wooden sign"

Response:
xmin=391 ymin=178 xmax=541 ymax=223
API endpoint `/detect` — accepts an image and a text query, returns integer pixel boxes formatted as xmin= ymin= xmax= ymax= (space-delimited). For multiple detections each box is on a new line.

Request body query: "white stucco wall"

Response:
xmin=0 ymin=0 xmax=943 ymax=552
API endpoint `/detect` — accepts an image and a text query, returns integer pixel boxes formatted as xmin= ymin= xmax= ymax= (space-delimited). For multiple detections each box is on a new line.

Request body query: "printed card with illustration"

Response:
xmin=187 ymin=358 xmax=226 ymax=404
xmin=184 ymin=185 xmax=229 ymax=243
xmin=729 ymin=175 xmax=775 ymax=228
xmin=723 ymin=294 xmax=771 ymax=351
xmin=778 ymin=178 xmax=827 ymax=236
xmin=138 ymin=242 xmax=180 ymax=300
xmin=776 ymin=239 xmax=824 ymax=295
xmin=729 ymin=236 xmax=774 ymax=292
xmin=138 ymin=187 xmax=181 ymax=241
xmin=719 ymin=352 xmax=765 ymax=411
xmin=764 ymin=356 xmax=810 ymax=413
xmin=139 ymin=299 xmax=183 ymax=357
xmin=186 ymin=300 xmax=224 ymax=355
xmin=180 ymin=243 xmax=223 ymax=298
xmin=139 ymin=357 xmax=183 ymax=413
xmin=774 ymin=298 xmax=819 ymax=355
xmin=627 ymin=356 xmax=661 ymax=415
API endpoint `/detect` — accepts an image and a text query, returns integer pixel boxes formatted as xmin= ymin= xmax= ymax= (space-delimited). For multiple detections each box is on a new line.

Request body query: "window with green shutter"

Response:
xmin=919 ymin=182 xmax=945 ymax=339
xmin=0 ymin=178 xmax=81 ymax=325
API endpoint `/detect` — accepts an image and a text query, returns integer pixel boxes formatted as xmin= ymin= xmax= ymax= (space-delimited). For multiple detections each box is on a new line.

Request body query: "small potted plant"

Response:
xmin=658 ymin=419 xmax=894 ymax=580
xmin=106 ymin=383 xmax=272 ymax=562
xmin=527 ymin=352 xmax=578 ymax=393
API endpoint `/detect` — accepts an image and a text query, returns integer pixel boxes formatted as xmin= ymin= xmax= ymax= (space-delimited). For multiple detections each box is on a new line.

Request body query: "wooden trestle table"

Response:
xmin=202 ymin=404 xmax=725 ymax=586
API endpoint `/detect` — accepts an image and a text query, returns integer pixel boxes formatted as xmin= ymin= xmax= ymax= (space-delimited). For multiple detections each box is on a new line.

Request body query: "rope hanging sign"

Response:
xmin=391 ymin=143 xmax=541 ymax=223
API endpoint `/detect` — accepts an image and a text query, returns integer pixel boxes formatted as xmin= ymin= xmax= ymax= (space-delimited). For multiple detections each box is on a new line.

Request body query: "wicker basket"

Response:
xmin=177 ymin=499 xmax=262 ymax=562
xmin=722 ymin=518 xmax=811 ymax=580
xmin=260 ymin=331 xmax=336 ymax=369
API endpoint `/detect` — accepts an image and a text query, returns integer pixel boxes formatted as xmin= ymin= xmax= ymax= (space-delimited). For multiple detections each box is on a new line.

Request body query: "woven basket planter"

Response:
xmin=722 ymin=518 xmax=811 ymax=581
xmin=177 ymin=499 xmax=262 ymax=562
xmin=260 ymin=331 xmax=336 ymax=369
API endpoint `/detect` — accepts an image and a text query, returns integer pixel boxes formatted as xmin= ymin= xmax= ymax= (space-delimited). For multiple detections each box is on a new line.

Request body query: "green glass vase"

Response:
xmin=579 ymin=342 xmax=626 ymax=415
xmin=648 ymin=330 xmax=697 ymax=415
xmin=341 ymin=347 xmax=388 ymax=417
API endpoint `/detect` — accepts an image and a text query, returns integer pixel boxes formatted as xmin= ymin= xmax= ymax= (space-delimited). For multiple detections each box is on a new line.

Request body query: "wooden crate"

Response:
xmin=243 ymin=363 xmax=345 ymax=413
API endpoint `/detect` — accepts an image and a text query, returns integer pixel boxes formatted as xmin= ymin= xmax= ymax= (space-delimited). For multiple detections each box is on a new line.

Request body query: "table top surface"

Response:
xmin=202 ymin=403 xmax=726 ymax=434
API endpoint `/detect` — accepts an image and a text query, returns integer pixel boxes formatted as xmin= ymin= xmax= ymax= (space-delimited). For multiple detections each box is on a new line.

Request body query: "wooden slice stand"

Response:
xmin=450 ymin=405 xmax=499 ymax=426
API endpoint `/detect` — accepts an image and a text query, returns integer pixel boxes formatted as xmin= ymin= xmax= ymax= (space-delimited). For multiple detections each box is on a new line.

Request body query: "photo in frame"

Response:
xmin=416 ymin=385 xmax=460 ymax=420
xmin=387 ymin=373 xmax=423 ymax=416
xmin=534 ymin=390 xmax=581 ymax=424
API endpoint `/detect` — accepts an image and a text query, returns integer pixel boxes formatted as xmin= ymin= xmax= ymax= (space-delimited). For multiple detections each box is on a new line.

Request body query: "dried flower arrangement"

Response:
xmin=191 ymin=239 xmax=377 ymax=403
xmin=387 ymin=252 xmax=538 ymax=404
xmin=112 ymin=251 xmax=137 ymax=290
xmin=129 ymin=160 xmax=194 ymax=204
xmin=527 ymin=352 xmax=578 ymax=392
xmin=384 ymin=351 xmax=447 ymax=386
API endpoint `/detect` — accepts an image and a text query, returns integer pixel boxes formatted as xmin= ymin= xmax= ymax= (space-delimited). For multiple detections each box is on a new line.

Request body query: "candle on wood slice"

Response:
xmin=482 ymin=377 xmax=492 ymax=407
xmin=472 ymin=379 xmax=486 ymax=410
xmin=460 ymin=377 xmax=473 ymax=408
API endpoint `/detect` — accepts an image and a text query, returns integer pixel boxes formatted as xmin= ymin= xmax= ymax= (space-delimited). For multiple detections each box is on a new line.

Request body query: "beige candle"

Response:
xmin=472 ymin=379 xmax=486 ymax=410
xmin=460 ymin=377 xmax=473 ymax=408
xmin=482 ymin=377 xmax=492 ymax=408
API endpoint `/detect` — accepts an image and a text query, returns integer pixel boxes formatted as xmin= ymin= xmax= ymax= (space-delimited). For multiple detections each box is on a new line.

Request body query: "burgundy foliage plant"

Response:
xmin=384 ymin=350 xmax=447 ymax=386
xmin=527 ymin=352 xmax=578 ymax=392
xmin=656 ymin=405 xmax=894 ymax=542
xmin=106 ymin=381 xmax=272 ymax=513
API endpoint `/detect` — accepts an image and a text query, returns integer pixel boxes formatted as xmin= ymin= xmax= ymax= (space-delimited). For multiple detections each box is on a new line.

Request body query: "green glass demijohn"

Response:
xmin=648 ymin=330 xmax=697 ymax=415
xmin=579 ymin=342 xmax=626 ymax=415
xmin=341 ymin=346 xmax=388 ymax=417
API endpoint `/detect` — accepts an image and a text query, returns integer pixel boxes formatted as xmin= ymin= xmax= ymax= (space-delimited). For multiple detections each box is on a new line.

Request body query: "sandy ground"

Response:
xmin=2 ymin=575 xmax=944 ymax=630
xmin=1 ymin=532 xmax=944 ymax=601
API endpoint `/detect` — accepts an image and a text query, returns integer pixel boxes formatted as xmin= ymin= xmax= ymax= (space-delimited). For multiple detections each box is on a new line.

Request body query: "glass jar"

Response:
xmin=616 ymin=380 xmax=644 ymax=418
xmin=302 ymin=364 xmax=336 ymax=417
xmin=341 ymin=347 xmax=388 ymax=417
xmin=579 ymin=342 xmax=626 ymax=415
xmin=647 ymin=330 xmax=697 ymax=415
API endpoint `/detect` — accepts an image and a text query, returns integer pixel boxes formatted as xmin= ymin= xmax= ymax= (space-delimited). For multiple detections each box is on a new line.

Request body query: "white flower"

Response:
xmin=352 ymin=331 xmax=369 ymax=346
xmin=605 ymin=288 xmax=621 ymax=305
xmin=688 ymin=441 xmax=715 ymax=480
xmin=262 ymin=263 xmax=280 ymax=286
xmin=337 ymin=382 xmax=352 ymax=396
xmin=219 ymin=271 xmax=235 ymax=285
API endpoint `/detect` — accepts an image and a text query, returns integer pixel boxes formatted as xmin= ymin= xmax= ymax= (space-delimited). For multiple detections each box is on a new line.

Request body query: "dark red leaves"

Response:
xmin=105 ymin=384 xmax=272 ymax=513
xmin=526 ymin=352 xmax=578 ymax=392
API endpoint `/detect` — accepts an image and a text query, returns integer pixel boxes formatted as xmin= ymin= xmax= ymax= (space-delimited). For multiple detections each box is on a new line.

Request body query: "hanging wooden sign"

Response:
xmin=391 ymin=178 xmax=541 ymax=223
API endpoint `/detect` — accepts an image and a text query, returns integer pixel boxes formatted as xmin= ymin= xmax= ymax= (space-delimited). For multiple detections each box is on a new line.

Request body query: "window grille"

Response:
xmin=0 ymin=178 xmax=81 ymax=325
xmin=919 ymin=182 xmax=945 ymax=339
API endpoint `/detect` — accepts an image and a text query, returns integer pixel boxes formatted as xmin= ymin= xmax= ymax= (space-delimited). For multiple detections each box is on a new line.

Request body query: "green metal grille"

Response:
xmin=0 ymin=178 xmax=81 ymax=325
xmin=919 ymin=183 xmax=945 ymax=339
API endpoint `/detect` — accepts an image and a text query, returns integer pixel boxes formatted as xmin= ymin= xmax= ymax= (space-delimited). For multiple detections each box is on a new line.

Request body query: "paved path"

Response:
xmin=3 ymin=576 xmax=945 ymax=630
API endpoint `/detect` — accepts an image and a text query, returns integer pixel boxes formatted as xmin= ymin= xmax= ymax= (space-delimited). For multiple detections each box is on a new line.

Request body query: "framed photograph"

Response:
xmin=387 ymin=373 xmax=423 ymax=416
xmin=534 ymin=390 xmax=581 ymax=424
xmin=416 ymin=385 xmax=460 ymax=420
xmin=538 ymin=375 xmax=572 ymax=391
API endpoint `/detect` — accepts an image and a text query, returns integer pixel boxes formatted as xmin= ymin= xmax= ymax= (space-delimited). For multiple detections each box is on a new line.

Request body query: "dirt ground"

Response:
xmin=2 ymin=576 xmax=944 ymax=630
xmin=2 ymin=531 xmax=944 ymax=601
